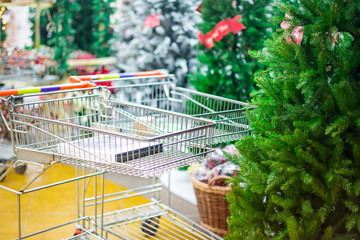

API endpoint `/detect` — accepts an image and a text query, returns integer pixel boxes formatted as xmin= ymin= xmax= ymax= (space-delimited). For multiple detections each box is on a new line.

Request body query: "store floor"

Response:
xmin=0 ymin=162 xmax=200 ymax=240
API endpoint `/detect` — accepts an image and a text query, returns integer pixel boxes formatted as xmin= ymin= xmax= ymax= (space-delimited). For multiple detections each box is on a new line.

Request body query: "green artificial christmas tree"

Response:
xmin=49 ymin=0 xmax=80 ymax=75
xmin=90 ymin=0 xmax=115 ymax=57
xmin=227 ymin=0 xmax=360 ymax=239
xmin=73 ymin=0 xmax=93 ymax=52
xmin=73 ymin=0 xmax=114 ymax=57
xmin=191 ymin=0 xmax=273 ymax=101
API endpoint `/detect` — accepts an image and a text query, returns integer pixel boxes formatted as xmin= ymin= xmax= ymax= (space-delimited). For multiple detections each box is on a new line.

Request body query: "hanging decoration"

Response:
xmin=281 ymin=13 xmax=303 ymax=45
xmin=198 ymin=15 xmax=246 ymax=48
xmin=281 ymin=12 xmax=343 ymax=46
xmin=44 ymin=9 xmax=56 ymax=36
xmin=232 ymin=0 xmax=237 ymax=8
xmin=196 ymin=2 xmax=203 ymax=13
xmin=143 ymin=14 xmax=162 ymax=29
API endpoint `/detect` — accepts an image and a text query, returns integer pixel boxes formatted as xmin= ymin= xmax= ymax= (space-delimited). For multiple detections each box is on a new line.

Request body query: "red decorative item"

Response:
xmin=92 ymin=67 xmax=115 ymax=94
xmin=71 ymin=51 xmax=97 ymax=75
xmin=143 ymin=14 xmax=162 ymax=29
xmin=215 ymin=20 xmax=231 ymax=41
xmin=291 ymin=26 xmax=304 ymax=45
xmin=198 ymin=32 xmax=206 ymax=43
xmin=198 ymin=15 xmax=246 ymax=49
xmin=191 ymin=145 xmax=240 ymax=186
xmin=332 ymin=32 xmax=343 ymax=43
xmin=281 ymin=13 xmax=304 ymax=45
xmin=230 ymin=15 xmax=246 ymax=34
xmin=280 ymin=13 xmax=291 ymax=30
xmin=204 ymin=31 xmax=215 ymax=49
xmin=196 ymin=1 xmax=203 ymax=13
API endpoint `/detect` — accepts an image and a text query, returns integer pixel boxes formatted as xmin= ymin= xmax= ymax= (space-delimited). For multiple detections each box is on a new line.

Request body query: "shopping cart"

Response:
xmin=0 ymin=82 xmax=215 ymax=178
xmin=0 ymin=83 xmax=221 ymax=240
xmin=70 ymin=71 xmax=253 ymax=144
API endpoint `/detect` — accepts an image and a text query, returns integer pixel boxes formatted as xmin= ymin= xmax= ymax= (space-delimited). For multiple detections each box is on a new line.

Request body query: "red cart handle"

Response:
xmin=0 ymin=81 xmax=96 ymax=97
xmin=69 ymin=70 xmax=166 ymax=83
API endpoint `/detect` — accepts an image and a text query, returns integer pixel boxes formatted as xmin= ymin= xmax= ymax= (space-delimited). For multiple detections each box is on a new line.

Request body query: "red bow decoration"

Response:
xmin=198 ymin=15 xmax=246 ymax=49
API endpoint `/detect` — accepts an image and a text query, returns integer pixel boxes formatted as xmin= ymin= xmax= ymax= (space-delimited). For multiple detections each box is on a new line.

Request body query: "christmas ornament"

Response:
xmin=281 ymin=13 xmax=304 ymax=45
xmin=232 ymin=0 xmax=237 ymax=9
xmin=332 ymin=32 xmax=343 ymax=43
xmin=143 ymin=14 xmax=162 ymax=29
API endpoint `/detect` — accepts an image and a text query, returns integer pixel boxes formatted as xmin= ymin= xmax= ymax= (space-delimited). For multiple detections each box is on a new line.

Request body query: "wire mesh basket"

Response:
xmin=91 ymin=201 xmax=222 ymax=240
xmin=1 ymin=86 xmax=215 ymax=178
xmin=82 ymin=179 xmax=223 ymax=239
xmin=70 ymin=72 xmax=252 ymax=144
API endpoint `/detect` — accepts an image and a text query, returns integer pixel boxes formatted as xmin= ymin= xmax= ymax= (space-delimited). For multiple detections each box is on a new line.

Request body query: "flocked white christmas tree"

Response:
xmin=112 ymin=0 xmax=201 ymax=86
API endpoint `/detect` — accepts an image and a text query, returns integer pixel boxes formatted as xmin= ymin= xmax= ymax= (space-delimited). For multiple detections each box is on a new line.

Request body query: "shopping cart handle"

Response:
xmin=0 ymin=82 xmax=97 ymax=97
xmin=69 ymin=70 xmax=167 ymax=83
xmin=69 ymin=76 xmax=84 ymax=83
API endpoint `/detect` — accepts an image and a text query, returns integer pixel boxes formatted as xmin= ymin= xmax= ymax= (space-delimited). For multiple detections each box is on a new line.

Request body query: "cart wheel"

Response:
xmin=15 ymin=163 xmax=27 ymax=174
xmin=0 ymin=168 xmax=6 ymax=182
xmin=141 ymin=216 xmax=160 ymax=236
xmin=73 ymin=228 xmax=90 ymax=240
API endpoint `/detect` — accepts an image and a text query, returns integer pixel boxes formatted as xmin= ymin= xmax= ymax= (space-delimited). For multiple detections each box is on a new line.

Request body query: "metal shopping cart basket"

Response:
xmin=70 ymin=70 xmax=253 ymax=144
xmin=0 ymin=82 xmax=215 ymax=178
xmin=0 ymin=83 xmax=221 ymax=240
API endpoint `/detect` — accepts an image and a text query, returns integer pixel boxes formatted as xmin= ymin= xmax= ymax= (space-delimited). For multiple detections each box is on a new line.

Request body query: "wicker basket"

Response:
xmin=190 ymin=173 xmax=231 ymax=237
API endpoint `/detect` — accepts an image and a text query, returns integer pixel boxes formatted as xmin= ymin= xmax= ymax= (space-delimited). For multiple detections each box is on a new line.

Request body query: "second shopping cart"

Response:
xmin=70 ymin=70 xmax=253 ymax=144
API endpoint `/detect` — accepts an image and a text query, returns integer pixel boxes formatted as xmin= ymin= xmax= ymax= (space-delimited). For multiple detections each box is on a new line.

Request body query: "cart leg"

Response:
xmin=94 ymin=174 xmax=98 ymax=234
xmin=82 ymin=167 xmax=86 ymax=228
xmin=18 ymin=194 xmax=21 ymax=240
xmin=76 ymin=166 xmax=80 ymax=222
xmin=100 ymin=173 xmax=104 ymax=238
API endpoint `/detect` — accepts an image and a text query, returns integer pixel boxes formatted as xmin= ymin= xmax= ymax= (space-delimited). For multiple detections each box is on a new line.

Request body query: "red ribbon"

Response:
xmin=198 ymin=15 xmax=246 ymax=49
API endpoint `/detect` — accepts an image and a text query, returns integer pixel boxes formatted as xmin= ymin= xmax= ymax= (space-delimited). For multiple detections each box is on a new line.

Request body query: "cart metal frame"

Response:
xmin=0 ymin=85 xmax=222 ymax=239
